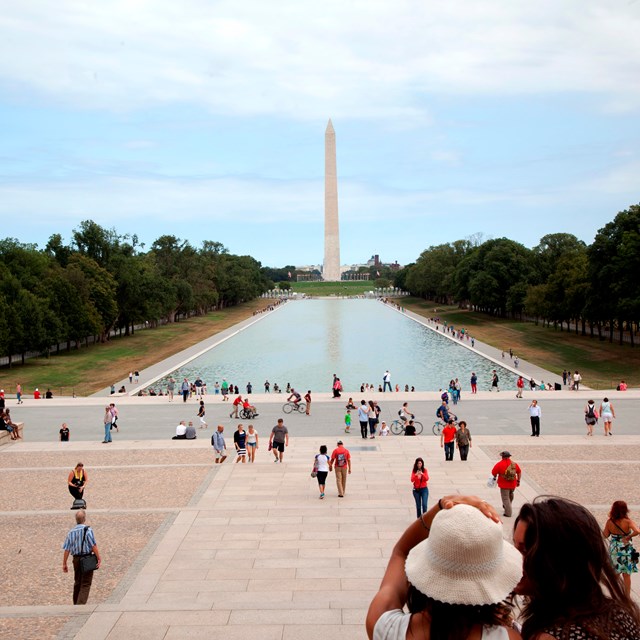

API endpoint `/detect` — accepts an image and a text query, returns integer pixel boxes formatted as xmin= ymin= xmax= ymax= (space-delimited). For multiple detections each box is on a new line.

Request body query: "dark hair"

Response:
xmin=319 ymin=445 xmax=327 ymax=455
xmin=458 ymin=421 xmax=467 ymax=428
xmin=515 ymin=496 xmax=640 ymax=639
xmin=407 ymin=587 xmax=512 ymax=640
xmin=412 ymin=457 xmax=424 ymax=473
xmin=610 ymin=500 xmax=629 ymax=521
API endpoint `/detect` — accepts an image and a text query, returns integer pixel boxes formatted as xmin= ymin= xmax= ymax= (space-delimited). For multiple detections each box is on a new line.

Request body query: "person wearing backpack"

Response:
xmin=491 ymin=451 xmax=521 ymax=517
xmin=584 ymin=399 xmax=598 ymax=436
xmin=329 ymin=440 xmax=351 ymax=498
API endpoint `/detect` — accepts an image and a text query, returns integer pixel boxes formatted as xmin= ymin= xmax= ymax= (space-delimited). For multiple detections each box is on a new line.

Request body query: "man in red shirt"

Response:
xmin=329 ymin=440 xmax=351 ymax=498
xmin=516 ymin=376 xmax=524 ymax=398
xmin=440 ymin=419 xmax=457 ymax=461
xmin=231 ymin=395 xmax=243 ymax=418
xmin=491 ymin=451 xmax=522 ymax=517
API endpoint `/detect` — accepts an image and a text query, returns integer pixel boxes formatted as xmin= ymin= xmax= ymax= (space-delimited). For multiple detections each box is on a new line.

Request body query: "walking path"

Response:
xmin=2 ymin=302 xmax=638 ymax=639
xmin=1 ymin=431 xmax=640 ymax=639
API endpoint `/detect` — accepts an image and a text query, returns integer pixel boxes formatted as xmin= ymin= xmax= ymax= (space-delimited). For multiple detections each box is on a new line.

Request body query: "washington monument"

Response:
xmin=323 ymin=119 xmax=341 ymax=281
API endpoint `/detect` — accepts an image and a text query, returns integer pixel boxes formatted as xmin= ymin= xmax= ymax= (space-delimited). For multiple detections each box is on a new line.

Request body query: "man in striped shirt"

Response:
xmin=62 ymin=510 xmax=101 ymax=604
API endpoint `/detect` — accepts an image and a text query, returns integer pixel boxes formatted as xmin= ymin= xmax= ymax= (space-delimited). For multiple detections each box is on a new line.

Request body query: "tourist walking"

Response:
xmin=167 ymin=377 xmax=175 ymax=401
xmin=180 ymin=378 xmax=189 ymax=402
xmin=516 ymin=375 xmax=524 ymax=398
xmin=383 ymin=370 xmax=392 ymax=393
xmin=234 ymin=424 xmax=247 ymax=463
xmin=490 ymin=370 xmax=500 ymax=392
xmin=366 ymin=497 xmax=522 ymax=640
xmin=584 ymin=399 xmax=598 ymax=436
xmin=470 ymin=372 xmax=478 ymax=394
xmin=600 ymin=396 xmax=615 ymax=436
xmin=62 ymin=510 xmax=101 ymax=605
xmin=329 ymin=440 xmax=351 ymax=497
xmin=573 ymin=370 xmax=582 ymax=390
xmin=16 ymin=382 xmax=23 ymax=404
xmin=197 ymin=400 xmax=207 ymax=429
xmin=368 ymin=400 xmax=378 ymax=438
xmin=211 ymin=425 xmax=227 ymax=463
xmin=269 ymin=418 xmax=289 ymax=463
xmin=304 ymin=390 xmax=311 ymax=415
xmin=358 ymin=400 xmax=370 ymax=439
xmin=313 ymin=445 xmax=331 ymax=499
xmin=491 ymin=451 xmax=521 ymax=517
xmin=603 ymin=500 xmax=640 ymax=597
xmin=528 ymin=399 xmax=541 ymax=437
xmin=344 ymin=409 xmax=351 ymax=433
xmin=109 ymin=402 xmax=119 ymax=432
xmin=440 ymin=419 xmax=457 ymax=461
xmin=102 ymin=406 xmax=112 ymax=443
xmin=264 ymin=380 xmax=270 ymax=393
xmin=410 ymin=458 xmax=429 ymax=518
xmin=246 ymin=424 xmax=258 ymax=462
xmin=455 ymin=421 xmax=472 ymax=461
xmin=68 ymin=463 xmax=87 ymax=502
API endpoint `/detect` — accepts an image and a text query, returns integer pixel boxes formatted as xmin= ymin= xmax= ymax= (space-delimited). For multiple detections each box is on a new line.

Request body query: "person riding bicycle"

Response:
xmin=287 ymin=389 xmax=302 ymax=406
xmin=398 ymin=402 xmax=414 ymax=424
xmin=436 ymin=400 xmax=456 ymax=424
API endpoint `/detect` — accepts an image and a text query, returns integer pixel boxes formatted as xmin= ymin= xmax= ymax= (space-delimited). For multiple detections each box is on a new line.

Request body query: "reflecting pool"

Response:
xmin=154 ymin=299 xmax=518 ymax=392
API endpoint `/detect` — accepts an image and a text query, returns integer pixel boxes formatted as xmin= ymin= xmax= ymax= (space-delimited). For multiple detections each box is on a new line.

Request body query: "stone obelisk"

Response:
xmin=323 ymin=119 xmax=341 ymax=281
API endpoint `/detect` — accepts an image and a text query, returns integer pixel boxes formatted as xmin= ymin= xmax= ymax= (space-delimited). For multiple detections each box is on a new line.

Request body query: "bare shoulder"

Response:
xmin=506 ymin=628 xmax=523 ymax=640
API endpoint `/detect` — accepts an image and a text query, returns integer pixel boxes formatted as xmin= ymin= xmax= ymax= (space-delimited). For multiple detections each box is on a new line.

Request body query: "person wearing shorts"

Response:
xmin=269 ymin=419 xmax=289 ymax=463
xmin=314 ymin=445 xmax=331 ymax=499
xmin=246 ymin=425 xmax=258 ymax=462
xmin=211 ymin=425 xmax=227 ymax=463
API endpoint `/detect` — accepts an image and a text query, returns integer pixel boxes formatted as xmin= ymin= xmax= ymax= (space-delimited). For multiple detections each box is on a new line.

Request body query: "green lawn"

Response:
xmin=0 ymin=300 xmax=267 ymax=396
xmin=290 ymin=281 xmax=376 ymax=296
xmin=404 ymin=298 xmax=640 ymax=389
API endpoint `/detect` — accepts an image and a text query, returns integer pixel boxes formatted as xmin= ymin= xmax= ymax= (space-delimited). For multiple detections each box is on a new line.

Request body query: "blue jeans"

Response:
xmin=104 ymin=423 xmax=112 ymax=442
xmin=383 ymin=381 xmax=392 ymax=392
xmin=444 ymin=442 xmax=454 ymax=461
xmin=413 ymin=487 xmax=429 ymax=518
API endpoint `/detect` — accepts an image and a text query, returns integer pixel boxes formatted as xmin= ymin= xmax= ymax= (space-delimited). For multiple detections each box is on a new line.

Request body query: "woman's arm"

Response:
xmin=365 ymin=496 xmax=498 ymax=639
xmin=67 ymin=471 xmax=74 ymax=486
xmin=603 ymin=519 xmax=611 ymax=538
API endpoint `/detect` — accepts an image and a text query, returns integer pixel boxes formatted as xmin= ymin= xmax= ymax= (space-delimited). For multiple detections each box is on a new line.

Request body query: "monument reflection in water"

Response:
xmin=156 ymin=299 xmax=518 ymax=392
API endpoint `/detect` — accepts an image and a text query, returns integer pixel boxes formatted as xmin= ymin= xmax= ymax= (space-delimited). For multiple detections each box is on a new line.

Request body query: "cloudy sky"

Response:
xmin=1 ymin=1 xmax=639 ymax=268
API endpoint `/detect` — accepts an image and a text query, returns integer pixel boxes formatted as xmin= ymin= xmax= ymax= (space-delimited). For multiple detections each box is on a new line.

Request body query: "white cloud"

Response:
xmin=1 ymin=1 xmax=639 ymax=119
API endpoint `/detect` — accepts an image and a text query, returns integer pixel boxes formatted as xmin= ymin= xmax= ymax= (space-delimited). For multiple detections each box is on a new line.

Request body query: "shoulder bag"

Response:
xmin=78 ymin=526 xmax=99 ymax=573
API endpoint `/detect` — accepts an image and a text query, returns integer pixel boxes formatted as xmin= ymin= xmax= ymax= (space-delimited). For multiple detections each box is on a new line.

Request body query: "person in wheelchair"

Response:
xmin=242 ymin=397 xmax=257 ymax=416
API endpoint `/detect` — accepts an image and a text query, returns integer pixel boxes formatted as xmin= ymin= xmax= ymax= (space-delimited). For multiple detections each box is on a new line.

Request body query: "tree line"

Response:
xmin=0 ymin=220 xmax=272 ymax=364
xmin=393 ymin=204 xmax=640 ymax=346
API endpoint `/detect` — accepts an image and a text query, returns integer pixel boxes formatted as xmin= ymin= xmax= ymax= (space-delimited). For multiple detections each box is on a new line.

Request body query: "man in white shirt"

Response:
xmin=172 ymin=420 xmax=187 ymax=440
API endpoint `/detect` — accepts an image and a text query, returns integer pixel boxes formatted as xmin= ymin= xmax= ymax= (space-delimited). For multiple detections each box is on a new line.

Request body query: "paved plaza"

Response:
xmin=2 ymin=307 xmax=640 ymax=639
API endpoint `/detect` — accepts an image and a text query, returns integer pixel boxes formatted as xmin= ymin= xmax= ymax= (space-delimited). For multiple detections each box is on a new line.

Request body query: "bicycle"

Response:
xmin=282 ymin=401 xmax=306 ymax=414
xmin=432 ymin=420 xmax=446 ymax=436
xmin=390 ymin=419 xmax=423 ymax=435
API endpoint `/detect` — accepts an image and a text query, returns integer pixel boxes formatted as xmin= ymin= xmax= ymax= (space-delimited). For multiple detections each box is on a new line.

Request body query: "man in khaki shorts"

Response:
xmin=212 ymin=425 xmax=227 ymax=463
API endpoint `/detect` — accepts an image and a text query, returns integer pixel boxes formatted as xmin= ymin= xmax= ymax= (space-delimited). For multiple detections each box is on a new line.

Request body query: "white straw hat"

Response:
xmin=405 ymin=504 xmax=522 ymax=606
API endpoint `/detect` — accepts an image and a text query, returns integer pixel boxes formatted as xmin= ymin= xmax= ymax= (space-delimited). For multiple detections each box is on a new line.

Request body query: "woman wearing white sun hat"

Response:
xmin=366 ymin=496 xmax=522 ymax=640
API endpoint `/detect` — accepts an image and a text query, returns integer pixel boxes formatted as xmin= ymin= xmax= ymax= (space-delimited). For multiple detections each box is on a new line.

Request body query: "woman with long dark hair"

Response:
xmin=514 ymin=496 xmax=640 ymax=639
xmin=603 ymin=500 xmax=640 ymax=597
